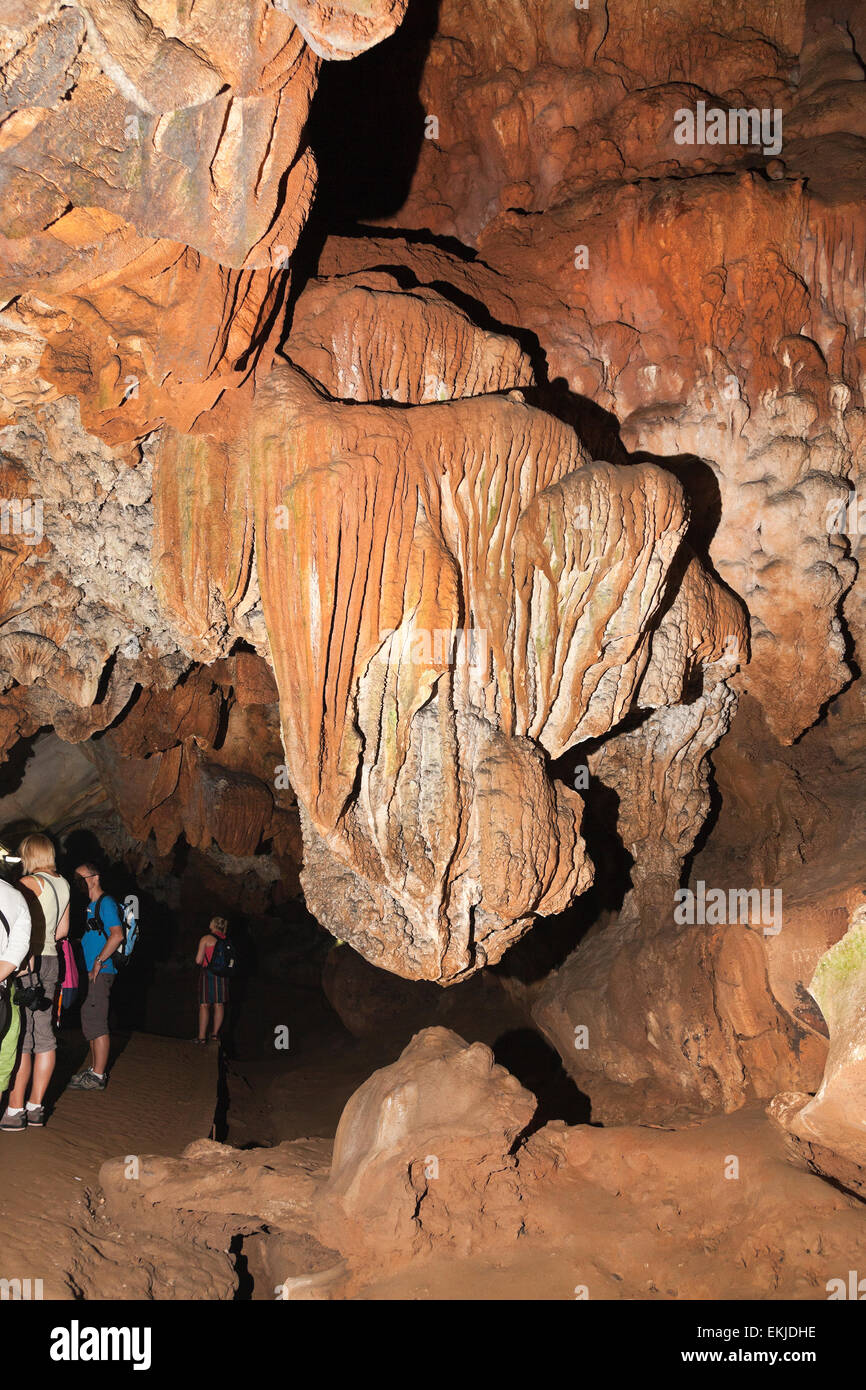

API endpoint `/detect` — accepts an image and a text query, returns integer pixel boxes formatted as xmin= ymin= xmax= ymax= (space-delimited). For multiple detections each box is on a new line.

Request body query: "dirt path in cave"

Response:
xmin=0 ymin=1032 xmax=217 ymax=1299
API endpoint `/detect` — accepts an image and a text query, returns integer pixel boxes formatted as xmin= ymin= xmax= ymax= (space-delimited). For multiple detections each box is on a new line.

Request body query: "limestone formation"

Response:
xmin=316 ymin=1027 xmax=534 ymax=1261
xmin=769 ymin=904 xmax=866 ymax=1196
xmin=84 ymin=1027 xmax=866 ymax=1299
xmin=1 ymin=0 xmax=866 ymax=1148
xmin=249 ymin=364 xmax=743 ymax=979
xmin=0 ymin=0 xmax=407 ymax=439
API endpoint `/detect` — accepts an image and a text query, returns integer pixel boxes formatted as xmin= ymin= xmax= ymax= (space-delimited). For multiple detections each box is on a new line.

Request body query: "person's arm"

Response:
xmin=0 ymin=891 xmax=32 ymax=981
xmin=54 ymin=902 xmax=70 ymax=943
xmin=89 ymin=897 xmax=124 ymax=980
xmin=90 ymin=925 xmax=123 ymax=979
xmin=195 ymin=935 xmax=212 ymax=966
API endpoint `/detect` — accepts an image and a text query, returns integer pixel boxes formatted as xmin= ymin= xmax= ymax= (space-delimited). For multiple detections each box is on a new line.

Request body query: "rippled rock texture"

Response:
xmin=1 ymin=1 xmax=866 ymax=1112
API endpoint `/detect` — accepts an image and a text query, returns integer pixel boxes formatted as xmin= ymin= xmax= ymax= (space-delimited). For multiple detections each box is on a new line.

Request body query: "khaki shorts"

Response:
xmin=80 ymin=971 xmax=114 ymax=1041
xmin=21 ymin=955 xmax=59 ymax=1055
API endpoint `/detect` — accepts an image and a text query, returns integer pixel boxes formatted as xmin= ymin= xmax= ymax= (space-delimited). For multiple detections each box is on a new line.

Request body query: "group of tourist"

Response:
xmin=0 ymin=837 xmax=125 ymax=1130
xmin=0 ymin=831 xmax=235 ymax=1131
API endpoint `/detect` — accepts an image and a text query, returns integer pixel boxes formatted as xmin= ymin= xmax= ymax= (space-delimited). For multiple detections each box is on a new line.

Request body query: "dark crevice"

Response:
xmin=230 ymin=1234 xmax=255 ymax=1300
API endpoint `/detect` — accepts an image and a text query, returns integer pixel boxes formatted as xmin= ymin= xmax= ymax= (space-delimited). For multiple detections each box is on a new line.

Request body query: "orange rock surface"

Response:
xmin=1 ymin=0 xmax=865 ymax=1129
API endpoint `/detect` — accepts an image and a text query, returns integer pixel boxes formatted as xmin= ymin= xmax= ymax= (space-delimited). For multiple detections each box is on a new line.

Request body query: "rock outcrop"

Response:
xmin=0 ymin=0 xmax=408 ymax=438
xmin=83 ymin=1027 xmax=866 ymax=1299
xmin=2 ymin=0 xmax=866 ymax=1125
xmin=316 ymin=1027 xmax=534 ymax=1262
xmin=769 ymin=903 xmax=866 ymax=1198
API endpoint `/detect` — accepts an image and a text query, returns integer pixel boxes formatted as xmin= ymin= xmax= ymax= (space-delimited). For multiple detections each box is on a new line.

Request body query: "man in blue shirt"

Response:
xmin=69 ymin=863 xmax=124 ymax=1091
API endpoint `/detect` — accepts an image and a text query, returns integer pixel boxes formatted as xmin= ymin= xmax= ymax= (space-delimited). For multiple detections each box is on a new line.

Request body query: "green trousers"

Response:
xmin=0 ymin=983 xmax=21 ymax=1093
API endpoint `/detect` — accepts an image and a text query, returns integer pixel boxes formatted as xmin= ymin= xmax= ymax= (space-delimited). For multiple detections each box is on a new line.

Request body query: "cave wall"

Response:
xmin=1 ymin=0 xmax=865 ymax=1121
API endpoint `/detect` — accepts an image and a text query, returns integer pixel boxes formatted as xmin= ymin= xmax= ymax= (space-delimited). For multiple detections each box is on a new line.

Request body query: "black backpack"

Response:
xmin=209 ymin=936 xmax=236 ymax=978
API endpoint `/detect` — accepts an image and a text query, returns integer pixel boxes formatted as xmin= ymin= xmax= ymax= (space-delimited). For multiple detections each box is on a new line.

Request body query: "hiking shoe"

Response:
xmin=26 ymin=1105 xmax=45 ymax=1127
xmin=0 ymin=1109 xmax=26 ymax=1131
xmin=68 ymin=1068 xmax=105 ymax=1090
xmin=75 ymin=1070 xmax=107 ymax=1091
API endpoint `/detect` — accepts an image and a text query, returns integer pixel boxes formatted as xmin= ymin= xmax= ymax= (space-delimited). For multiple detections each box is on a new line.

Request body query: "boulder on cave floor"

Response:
xmin=79 ymin=1027 xmax=866 ymax=1299
xmin=315 ymin=1027 xmax=536 ymax=1266
xmin=768 ymin=905 xmax=866 ymax=1197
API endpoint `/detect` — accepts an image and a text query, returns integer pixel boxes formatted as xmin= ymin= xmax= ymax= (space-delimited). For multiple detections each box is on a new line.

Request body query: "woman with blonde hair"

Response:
xmin=0 ymin=833 xmax=70 ymax=1131
xmin=194 ymin=916 xmax=232 ymax=1045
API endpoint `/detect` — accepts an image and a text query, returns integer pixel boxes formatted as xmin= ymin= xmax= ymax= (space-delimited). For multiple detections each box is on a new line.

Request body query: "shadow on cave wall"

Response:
xmin=282 ymin=0 xmax=442 ymax=333
xmin=493 ymin=736 xmax=637 ymax=986
xmin=307 ymin=0 xmax=441 ymax=224
xmin=493 ymin=1028 xmax=592 ymax=1132
xmin=0 ymin=728 xmax=42 ymax=808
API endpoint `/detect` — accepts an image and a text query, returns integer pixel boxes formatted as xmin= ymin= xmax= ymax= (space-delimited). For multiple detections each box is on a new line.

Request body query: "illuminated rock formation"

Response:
xmin=160 ymin=354 xmax=742 ymax=982
xmin=0 ymin=0 xmax=407 ymax=439
xmin=1 ymin=0 xmax=865 ymax=1125
xmin=769 ymin=904 xmax=866 ymax=1197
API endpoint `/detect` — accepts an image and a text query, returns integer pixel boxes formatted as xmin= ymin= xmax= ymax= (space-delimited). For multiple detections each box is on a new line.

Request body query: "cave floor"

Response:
xmin=403 ymin=1105 xmax=866 ymax=1302
xmin=275 ymin=1105 xmax=866 ymax=1301
xmin=3 ymin=1021 xmax=865 ymax=1301
xmin=0 ymin=1031 xmax=216 ymax=1298
xmin=226 ymin=1033 xmax=866 ymax=1300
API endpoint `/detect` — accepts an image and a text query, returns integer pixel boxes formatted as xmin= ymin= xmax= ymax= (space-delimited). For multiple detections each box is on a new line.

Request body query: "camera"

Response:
xmin=14 ymin=974 xmax=50 ymax=1011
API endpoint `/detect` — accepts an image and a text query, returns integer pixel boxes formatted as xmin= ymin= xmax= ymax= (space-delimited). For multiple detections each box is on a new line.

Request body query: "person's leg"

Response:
xmin=5 ymin=988 xmax=35 ymax=1112
xmin=6 ymin=1050 xmax=32 ymax=1109
xmin=28 ymin=1049 xmax=55 ymax=1105
xmin=26 ymin=959 xmax=57 ymax=1105
xmin=211 ymin=1003 xmax=224 ymax=1039
xmin=91 ymin=1033 xmax=109 ymax=1076
xmin=198 ymin=1003 xmax=209 ymax=1041
xmin=72 ymin=977 xmax=110 ymax=1087
xmin=91 ymin=977 xmax=114 ymax=1077
xmin=75 ymin=977 xmax=95 ymax=1078
xmin=0 ymin=997 xmax=22 ymax=1112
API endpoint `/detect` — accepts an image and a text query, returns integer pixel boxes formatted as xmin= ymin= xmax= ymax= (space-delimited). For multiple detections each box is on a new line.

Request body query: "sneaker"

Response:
xmin=75 ymin=1070 xmax=107 ymax=1091
xmin=25 ymin=1105 xmax=45 ymax=1127
xmin=68 ymin=1068 xmax=97 ymax=1090
xmin=0 ymin=1109 xmax=26 ymax=1131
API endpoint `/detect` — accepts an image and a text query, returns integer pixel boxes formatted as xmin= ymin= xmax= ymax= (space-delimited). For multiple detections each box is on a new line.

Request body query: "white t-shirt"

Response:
xmin=0 ymin=879 xmax=32 ymax=971
xmin=26 ymin=872 xmax=70 ymax=957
